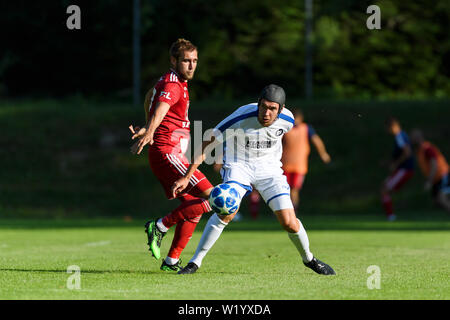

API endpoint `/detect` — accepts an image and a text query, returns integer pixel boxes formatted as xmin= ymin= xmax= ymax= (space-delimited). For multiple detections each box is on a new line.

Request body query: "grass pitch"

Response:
xmin=0 ymin=214 xmax=449 ymax=300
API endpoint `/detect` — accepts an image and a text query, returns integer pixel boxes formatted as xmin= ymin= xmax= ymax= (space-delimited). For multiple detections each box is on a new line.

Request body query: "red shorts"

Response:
xmin=384 ymin=168 xmax=414 ymax=191
xmin=283 ymin=171 xmax=305 ymax=190
xmin=148 ymin=147 xmax=213 ymax=199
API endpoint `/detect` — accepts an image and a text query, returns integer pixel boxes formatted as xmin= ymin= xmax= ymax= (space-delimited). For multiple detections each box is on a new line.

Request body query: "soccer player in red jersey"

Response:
xmin=410 ymin=129 xmax=450 ymax=212
xmin=129 ymin=39 xmax=214 ymax=271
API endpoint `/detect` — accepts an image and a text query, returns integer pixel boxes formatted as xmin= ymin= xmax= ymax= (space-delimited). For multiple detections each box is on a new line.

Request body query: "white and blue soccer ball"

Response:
xmin=209 ymin=183 xmax=241 ymax=215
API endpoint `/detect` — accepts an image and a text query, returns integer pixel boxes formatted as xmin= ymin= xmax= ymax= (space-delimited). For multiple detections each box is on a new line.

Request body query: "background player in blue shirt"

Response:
xmin=381 ymin=117 xmax=415 ymax=221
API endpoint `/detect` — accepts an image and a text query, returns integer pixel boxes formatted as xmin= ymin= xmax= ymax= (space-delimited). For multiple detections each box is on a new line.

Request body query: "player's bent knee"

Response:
xmin=281 ymin=223 xmax=297 ymax=233
xmin=198 ymin=187 xmax=214 ymax=200
xmin=219 ymin=211 xmax=238 ymax=223
xmin=275 ymin=208 xmax=299 ymax=233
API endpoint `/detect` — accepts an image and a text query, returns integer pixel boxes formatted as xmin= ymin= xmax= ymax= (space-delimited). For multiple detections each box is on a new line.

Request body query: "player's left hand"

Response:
xmin=171 ymin=177 xmax=189 ymax=198
xmin=130 ymin=131 xmax=154 ymax=155
xmin=128 ymin=125 xmax=147 ymax=140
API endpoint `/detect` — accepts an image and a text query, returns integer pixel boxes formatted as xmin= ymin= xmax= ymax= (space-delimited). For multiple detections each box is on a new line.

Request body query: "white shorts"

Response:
xmin=220 ymin=162 xmax=293 ymax=211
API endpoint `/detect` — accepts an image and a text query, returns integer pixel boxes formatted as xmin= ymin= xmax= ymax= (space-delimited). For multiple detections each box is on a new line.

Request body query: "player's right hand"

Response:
xmin=171 ymin=177 xmax=189 ymax=198
xmin=321 ymin=153 xmax=331 ymax=164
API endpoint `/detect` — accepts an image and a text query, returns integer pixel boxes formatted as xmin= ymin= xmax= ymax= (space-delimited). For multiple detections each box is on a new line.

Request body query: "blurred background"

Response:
xmin=1 ymin=0 xmax=449 ymax=220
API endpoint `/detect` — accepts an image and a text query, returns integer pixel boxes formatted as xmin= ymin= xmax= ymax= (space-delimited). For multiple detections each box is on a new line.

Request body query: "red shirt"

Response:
xmin=417 ymin=141 xmax=449 ymax=183
xmin=145 ymin=69 xmax=190 ymax=154
xmin=282 ymin=123 xmax=314 ymax=174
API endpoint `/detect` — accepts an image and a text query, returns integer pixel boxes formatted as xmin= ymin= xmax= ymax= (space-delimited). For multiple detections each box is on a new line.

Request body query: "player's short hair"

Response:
xmin=293 ymin=109 xmax=304 ymax=118
xmin=385 ymin=116 xmax=399 ymax=127
xmin=169 ymin=39 xmax=197 ymax=60
xmin=410 ymin=128 xmax=424 ymax=141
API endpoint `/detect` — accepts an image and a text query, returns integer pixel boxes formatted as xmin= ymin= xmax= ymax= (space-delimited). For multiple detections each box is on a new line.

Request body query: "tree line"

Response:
xmin=1 ymin=0 xmax=448 ymax=100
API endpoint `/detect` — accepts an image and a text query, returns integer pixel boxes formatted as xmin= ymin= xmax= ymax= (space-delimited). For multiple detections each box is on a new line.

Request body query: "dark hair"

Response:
xmin=169 ymin=38 xmax=197 ymax=60
xmin=385 ymin=116 xmax=399 ymax=127
xmin=293 ymin=109 xmax=303 ymax=118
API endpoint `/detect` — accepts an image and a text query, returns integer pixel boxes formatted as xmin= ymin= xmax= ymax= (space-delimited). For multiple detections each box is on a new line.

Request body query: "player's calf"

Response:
xmin=275 ymin=208 xmax=300 ymax=233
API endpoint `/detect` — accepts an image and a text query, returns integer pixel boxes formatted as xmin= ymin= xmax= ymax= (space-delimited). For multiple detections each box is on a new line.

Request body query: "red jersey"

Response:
xmin=417 ymin=141 xmax=449 ymax=183
xmin=145 ymin=69 xmax=190 ymax=154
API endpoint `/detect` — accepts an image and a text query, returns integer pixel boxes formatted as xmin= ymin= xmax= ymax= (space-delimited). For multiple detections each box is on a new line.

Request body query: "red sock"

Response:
xmin=162 ymin=195 xmax=211 ymax=229
xmin=382 ymin=194 xmax=393 ymax=216
xmin=249 ymin=190 xmax=260 ymax=220
xmin=167 ymin=219 xmax=198 ymax=259
xmin=162 ymin=195 xmax=211 ymax=260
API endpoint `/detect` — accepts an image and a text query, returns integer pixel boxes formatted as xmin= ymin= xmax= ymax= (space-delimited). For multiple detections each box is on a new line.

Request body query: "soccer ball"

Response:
xmin=209 ymin=183 xmax=241 ymax=215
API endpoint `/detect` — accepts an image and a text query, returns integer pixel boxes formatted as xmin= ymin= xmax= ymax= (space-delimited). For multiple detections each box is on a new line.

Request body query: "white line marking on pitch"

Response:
xmin=85 ymin=241 xmax=111 ymax=247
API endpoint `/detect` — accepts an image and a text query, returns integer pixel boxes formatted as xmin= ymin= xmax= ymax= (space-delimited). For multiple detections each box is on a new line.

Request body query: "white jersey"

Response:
xmin=213 ymin=103 xmax=294 ymax=168
xmin=211 ymin=103 xmax=295 ymax=211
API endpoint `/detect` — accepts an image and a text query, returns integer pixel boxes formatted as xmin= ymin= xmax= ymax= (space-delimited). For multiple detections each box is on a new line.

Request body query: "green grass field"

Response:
xmin=1 ymin=214 xmax=449 ymax=300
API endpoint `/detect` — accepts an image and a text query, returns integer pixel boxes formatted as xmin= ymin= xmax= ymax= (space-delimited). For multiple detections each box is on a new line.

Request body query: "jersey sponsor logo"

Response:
xmin=245 ymin=140 xmax=274 ymax=149
xmin=160 ymin=91 xmax=171 ymax=100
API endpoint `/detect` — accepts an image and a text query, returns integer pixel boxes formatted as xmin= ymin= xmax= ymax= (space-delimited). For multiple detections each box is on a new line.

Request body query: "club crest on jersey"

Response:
xmin=276 ymin=129 xmax=284 ymax=136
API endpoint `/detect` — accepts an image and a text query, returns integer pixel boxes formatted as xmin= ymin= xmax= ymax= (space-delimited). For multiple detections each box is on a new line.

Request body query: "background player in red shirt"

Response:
xmin=281 ymin=109 xmax=331 ymax=210
xmin=129 ymin=39 xmax=214 ymax=271
xmin=410 ymin=129 xmax=450 ymax=212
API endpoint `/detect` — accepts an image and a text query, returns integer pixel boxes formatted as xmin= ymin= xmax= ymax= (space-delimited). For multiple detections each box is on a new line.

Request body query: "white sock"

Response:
xmin=190 ymin=213 xmax=228 ymax=267
xmin=164 ymin=256 xmax=179 ymax=265
xmin=288 ymin=219 xmax=314 ymax=263
xmin=156 ymin=218 xmax=169 ymax=233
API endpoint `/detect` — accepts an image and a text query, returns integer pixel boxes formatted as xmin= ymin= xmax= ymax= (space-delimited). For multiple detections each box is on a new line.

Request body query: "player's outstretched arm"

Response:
xmin=130 ymin=102 xmax=171 ymax=155
xmin=311 ymin=134 xmax=331 ymax=164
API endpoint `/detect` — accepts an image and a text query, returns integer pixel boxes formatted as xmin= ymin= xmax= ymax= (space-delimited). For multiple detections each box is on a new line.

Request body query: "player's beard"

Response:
xmin=175 ymin=61 xmax=195 ymax=81
xmin=178 ymin=69 xmax=195 ymax=81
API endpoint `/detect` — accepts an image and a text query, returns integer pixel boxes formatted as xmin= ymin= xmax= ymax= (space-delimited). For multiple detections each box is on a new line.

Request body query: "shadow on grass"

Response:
xmin=0 ymin=212 xmax=449 ymax=231
xmin=0 ymin=268 xmax=177 ymax=276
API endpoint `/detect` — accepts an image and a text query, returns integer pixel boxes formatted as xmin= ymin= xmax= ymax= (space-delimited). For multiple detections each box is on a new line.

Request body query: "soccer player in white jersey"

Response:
xmin=171 ymin=84 xmax=335 ymax=275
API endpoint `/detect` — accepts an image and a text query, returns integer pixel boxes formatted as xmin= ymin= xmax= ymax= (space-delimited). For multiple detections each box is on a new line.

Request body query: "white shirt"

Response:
xmin=212 ymin=103 xmax=294 ymax=168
